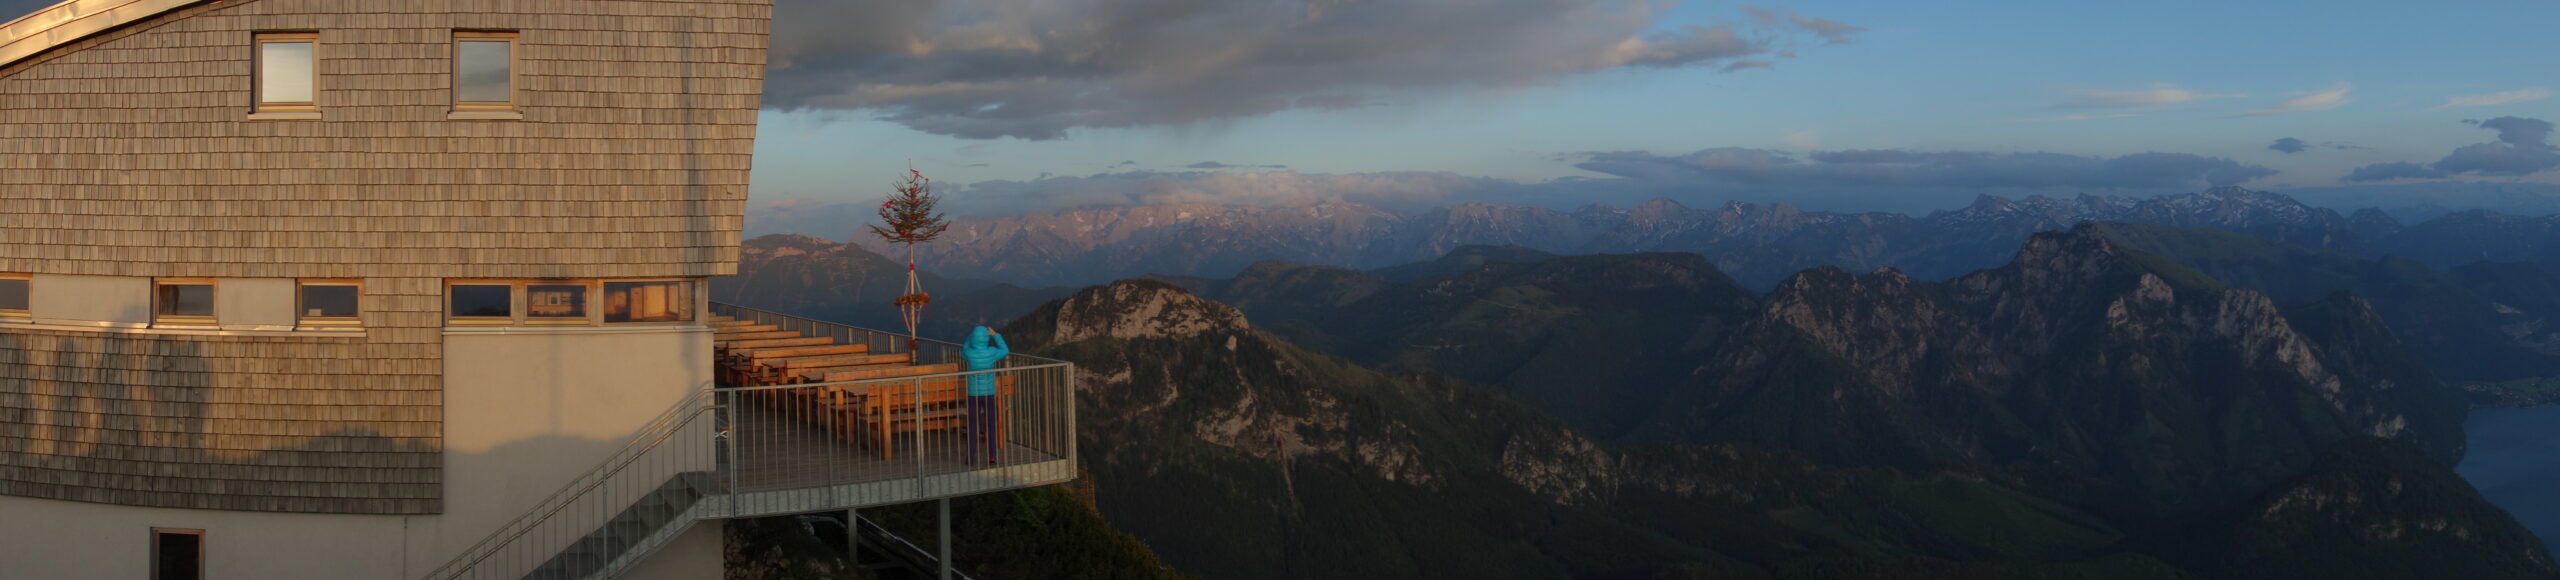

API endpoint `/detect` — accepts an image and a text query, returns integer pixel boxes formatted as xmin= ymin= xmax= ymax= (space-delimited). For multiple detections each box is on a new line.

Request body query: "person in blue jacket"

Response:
xmin=960 ymin=326 xmax=1009 ymax=464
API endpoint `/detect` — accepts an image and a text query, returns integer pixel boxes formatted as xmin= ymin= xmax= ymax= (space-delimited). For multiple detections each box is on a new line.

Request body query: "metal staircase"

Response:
xmin=523 ymin=472 xmax=721 ymax=580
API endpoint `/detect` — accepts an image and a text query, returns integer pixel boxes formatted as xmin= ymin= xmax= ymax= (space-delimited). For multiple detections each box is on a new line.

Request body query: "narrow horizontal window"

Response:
xmin=154 ymin=280 xmax=215 ymax=326
xmin=448 ymin=284 xmax=514 ymax=323
xmin=526 ymin=283 xmax=589 ymax=324
xmin=0 ymin=274 xmax=27 ymax=317
xmin=299 ymin=280 xmax=360 ymax=326
xmin=255 ymin=32 xmax=317 ymax=112
xmin=605 ymin=281 xmax=693 ymax=323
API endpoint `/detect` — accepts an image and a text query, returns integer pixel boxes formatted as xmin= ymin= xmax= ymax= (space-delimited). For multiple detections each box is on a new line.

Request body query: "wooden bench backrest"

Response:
xmin=808 ymin=362 xmax=961 ymax=383
xmin=868 ymin=377 xmax=1017 ymax=408
xmin=747 ymin=344 xmax=867 ymax=360
xmin=715 ymin=331 xmax=800 ymax=343
xmin=712 ymin=324 xmax=781 ymax=335
xmin=727 ymin=337 xmax=834 ymax=350
xmin=767 ymin=352 xmax=910 ymax=370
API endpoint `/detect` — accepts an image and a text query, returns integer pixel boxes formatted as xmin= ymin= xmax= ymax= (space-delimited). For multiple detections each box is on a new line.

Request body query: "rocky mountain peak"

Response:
xmin=2004 ymin=227 xmax=2131 ymax=287
xmin=1035 ymin=279 xmax=1253 ymax=345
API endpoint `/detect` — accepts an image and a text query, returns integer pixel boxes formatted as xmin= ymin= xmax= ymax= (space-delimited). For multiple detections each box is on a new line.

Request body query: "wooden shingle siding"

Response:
xmin=0 ymin=0 xmax=768 ymax=514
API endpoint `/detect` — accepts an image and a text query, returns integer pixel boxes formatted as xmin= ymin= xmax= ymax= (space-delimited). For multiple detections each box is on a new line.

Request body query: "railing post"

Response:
xmin=1065 ymin=363 xmax=1078 ymax=467
xmin=723 ymin=394 xmax=738 ymax=517
xmin=912 ymin=376 xmax=926 ymax=498
xmin=938 ymin=497 xmax=953 ymax=580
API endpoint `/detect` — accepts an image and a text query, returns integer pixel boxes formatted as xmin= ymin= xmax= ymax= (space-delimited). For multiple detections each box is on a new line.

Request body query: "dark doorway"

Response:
xmin=152 ymin=528 xmax=202 ymax=580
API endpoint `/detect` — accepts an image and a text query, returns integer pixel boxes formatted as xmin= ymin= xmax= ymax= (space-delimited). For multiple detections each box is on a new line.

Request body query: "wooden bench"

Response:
xmin=799 ymin=362 xmax=959 ymax=384
xmin=725 ymin=344 xmax=869 ymax=386
xmin=724 ymin=337 xmax=834 ymax=351
xmin=854 ymin=376 xmax=1017 ymax=459
xmin=761 ymin=352 xmax=911 ymax=386
xmin=712 ymin=324 xmax=781 ymax=335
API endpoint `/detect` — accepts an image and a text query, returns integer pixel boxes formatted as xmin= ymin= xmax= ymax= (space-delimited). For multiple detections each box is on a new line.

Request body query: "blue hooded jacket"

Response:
xmin=961 ymin=326 xmax=1010 ymax=396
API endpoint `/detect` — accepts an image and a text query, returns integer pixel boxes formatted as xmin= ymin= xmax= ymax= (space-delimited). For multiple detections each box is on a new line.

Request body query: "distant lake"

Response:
xmin=2459 ymin=406 xmax=2560 ymax=553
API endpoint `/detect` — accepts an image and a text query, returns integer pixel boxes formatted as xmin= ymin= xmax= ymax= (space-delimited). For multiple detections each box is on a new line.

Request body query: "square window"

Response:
xmin=455 ymin=31 xmax=516 ymax=110
xmin=449 ymin=284 xmax=514 ymax=321
xmin=604 ymin=281 xmax=693 ymax=323
xmin=152 ymin=528 xmax=203 ymax=580
xmin=299 ymin=281 xmax=359 ymax=326
xmin=154 ymin=281 xmax=214 ymax=325
xmin=527 ymin=284 xmax=589 ymax=323
xmin=0 ymin=275 xmax=26 ymax=315
xmin=255 ymin=33 xmax=317 ymax=112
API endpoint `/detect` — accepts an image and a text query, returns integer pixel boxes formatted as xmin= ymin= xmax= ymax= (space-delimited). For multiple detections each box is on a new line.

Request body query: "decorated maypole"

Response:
xmin=868 ymin=167 xmax=950 ymax=353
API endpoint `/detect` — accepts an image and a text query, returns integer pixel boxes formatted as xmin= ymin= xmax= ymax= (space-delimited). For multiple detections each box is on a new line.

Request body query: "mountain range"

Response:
xmin=722 ymin=223 xmax=2560 ymax=578
xmin=713 ymin=180 xmax=2560 ymax=578
xmin=981 ymin=230 xmax=2552 ymax=577
xmin=821 ymin=186 xmax=2560 ymax=290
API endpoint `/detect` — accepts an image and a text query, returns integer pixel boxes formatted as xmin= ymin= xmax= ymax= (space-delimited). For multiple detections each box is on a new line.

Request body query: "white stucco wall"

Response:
xmin=0 ymin=494 xmax=420 ymax=579
xmin=419 ymin=324 xmax=717 ymax=577
xmin=622 ymin=520 xmax=727 ymax=580
xmin=0 ymin=316 xmax=721 ymax=578
xmin=28 ymin=273 xmax=148 ymax=324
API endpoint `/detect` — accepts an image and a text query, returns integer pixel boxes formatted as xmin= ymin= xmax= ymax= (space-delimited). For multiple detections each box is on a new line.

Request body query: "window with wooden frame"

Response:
xmin=525 ymin=282 xmax=592 ymax=325
xmin=152 ymin=279 xmax=216 ymax=326
xmin=444 ymin=279 xmax=697 ymax=327
xmin=0 ymin=273 xmax=27 ymax=318
xmin=151 ymin=528 xmax=203 ymax=580
xmin=604 ymin=280 xmax=694 ymax=323
xmin=254 ymin=32 xmax=318 ymax=113
xmin=298 ymin=279 xmax=361 ymax=327
xmin=447 ymin=282 xmax=516 ymax=325
xmin=453 ymin=31 xmax=518 ymax=111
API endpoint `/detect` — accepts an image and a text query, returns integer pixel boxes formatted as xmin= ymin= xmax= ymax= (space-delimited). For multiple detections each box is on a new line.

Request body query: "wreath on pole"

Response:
xmin=867 ymin=166 xmax=950 ymax=353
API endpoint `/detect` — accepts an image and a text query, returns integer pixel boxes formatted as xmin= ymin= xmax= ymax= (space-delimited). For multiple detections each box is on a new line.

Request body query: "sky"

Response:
xmin=746 ymin=0 xmax=2560 ymax=216
xmin=3 ymin=0 xmax=2550 ymax=217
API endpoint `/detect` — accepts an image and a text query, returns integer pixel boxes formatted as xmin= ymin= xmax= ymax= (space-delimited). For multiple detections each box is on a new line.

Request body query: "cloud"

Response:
xmin=2269 ymin=137 xmax=2307 ymax=154
xmin=2345 ymin=162 xmax=2446 ymax=182
xmin=2235 ymin=83 xmax=2353 ymax=117
xmin=763 ymin=0 xmax=1855 ymax=139
xmin=2430 ymin=87 xmax=2551 ymax=111
xmin=1743 ymin=6 xmax=1864 ymax=45
xmin=2346 ymin=117 xmax=2559 ymax=181
xmin=1577 ymin=147 xmax=2276 ymax=191
xmin=1185 ymin=161 xmax=1289 ymax=169
xmin=2062 ymin=84 xmax=2245 ymax=108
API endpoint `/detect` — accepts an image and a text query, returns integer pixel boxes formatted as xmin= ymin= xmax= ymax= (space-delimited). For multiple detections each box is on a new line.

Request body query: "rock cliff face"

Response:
xmin=1662 ymin=227 xmax=2470 ymax=524
xmin=1006 ymin=280 xmax=1740 ymax=578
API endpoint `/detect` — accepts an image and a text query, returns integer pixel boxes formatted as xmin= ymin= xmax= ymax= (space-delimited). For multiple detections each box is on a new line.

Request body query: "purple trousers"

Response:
xmin=963 ymin=394 xmax=999 ymax=463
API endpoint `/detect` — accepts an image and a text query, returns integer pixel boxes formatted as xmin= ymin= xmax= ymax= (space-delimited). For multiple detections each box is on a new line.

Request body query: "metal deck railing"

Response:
xmin=423 ymin=305 xmax=1077 ymax=580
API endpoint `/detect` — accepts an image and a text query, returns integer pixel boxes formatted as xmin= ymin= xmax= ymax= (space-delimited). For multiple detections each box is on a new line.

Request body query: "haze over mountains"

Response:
xmin=717 ymin=185 xmax=2560 ymax=577
xmin=760 ymin=187 xmax=2560 ymax=291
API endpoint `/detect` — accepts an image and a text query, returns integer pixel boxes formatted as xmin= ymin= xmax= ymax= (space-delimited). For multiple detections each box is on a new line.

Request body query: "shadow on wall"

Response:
xmin=0 ymin=329 xmax=442 ymax=513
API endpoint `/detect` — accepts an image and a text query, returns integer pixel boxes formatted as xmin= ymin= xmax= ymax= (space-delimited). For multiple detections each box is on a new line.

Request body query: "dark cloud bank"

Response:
xmin=764 ymin=0 xmax=1859 ymax=139
xmin=2350 ymin=117 xmax=2560 ymax=181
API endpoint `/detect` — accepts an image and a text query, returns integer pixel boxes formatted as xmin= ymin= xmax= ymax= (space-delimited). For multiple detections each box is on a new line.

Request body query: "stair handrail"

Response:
xmin=421 ymin=386 xmax=721 ymax=580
